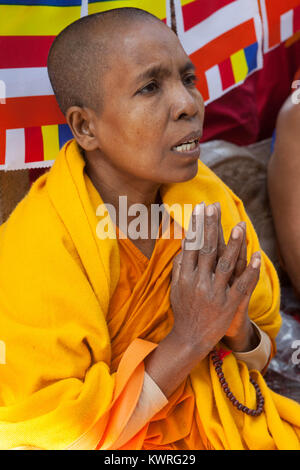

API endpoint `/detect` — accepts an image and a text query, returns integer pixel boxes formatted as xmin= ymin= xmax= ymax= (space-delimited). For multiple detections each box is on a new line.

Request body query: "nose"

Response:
xmin=170 ymin=82 xmax=201 ymax=121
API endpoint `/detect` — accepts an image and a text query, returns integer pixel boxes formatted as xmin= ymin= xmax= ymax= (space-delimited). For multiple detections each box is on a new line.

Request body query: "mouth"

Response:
xmin=171 ymin=130 xmax=202 ymax=156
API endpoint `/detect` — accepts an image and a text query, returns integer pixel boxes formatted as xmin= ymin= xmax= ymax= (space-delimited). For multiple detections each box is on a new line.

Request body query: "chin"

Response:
xmin=168 ymin=160 xmax=199 ymax=184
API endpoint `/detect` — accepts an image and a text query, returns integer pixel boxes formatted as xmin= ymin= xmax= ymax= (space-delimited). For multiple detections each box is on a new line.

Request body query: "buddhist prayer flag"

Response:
xmin=260 ymin=0 xmax=300 ymax=51
xmin=0 ymin=0 xmax=84 ymax=169
xmin=173 ymin=0 xmax=263 ymax=103
xmin=0 ymin=0 xmax=300 ymax=170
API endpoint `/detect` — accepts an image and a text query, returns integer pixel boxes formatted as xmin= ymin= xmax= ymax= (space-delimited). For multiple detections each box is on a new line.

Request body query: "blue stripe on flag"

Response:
xmin=0 ymin=1 xmax=82 ymax=5
xmin=244 ymin=42 xmax=258 ymax=73
xmin=58 ymin=124 xmax=73 ymax=148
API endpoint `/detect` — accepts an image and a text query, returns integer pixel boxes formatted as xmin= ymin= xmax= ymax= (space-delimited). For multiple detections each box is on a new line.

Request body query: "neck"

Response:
xmin=84 ymin=151 xmax=163 ymax=229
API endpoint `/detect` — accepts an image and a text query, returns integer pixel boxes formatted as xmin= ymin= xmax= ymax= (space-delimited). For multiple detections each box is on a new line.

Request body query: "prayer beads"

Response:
xmin=211 ymin=349 xmax=265 ymax=417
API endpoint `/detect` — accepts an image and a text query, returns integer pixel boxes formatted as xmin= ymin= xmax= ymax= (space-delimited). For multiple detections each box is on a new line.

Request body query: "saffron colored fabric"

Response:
xmin=0 ymin=139 xmax=299 ymax=450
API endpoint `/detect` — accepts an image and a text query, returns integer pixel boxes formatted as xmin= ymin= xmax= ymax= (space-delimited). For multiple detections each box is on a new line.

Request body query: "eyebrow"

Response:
xmin=135 ymin=61 xmax=196 ymax=84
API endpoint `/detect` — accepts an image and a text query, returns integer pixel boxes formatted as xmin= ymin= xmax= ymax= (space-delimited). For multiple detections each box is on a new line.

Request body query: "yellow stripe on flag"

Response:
xmin=42 ymin=125 xmax=59 ymax=161
xmin=88 ymin=0 xmax=195 ymax=18
xmin=88 ymin=0 xmax=166 ymax=19
xmin=181 ymin=0 xmax=196 ymax=6
xmin=0 ymin=5 xmax=81 ymax=36
xmin=230 ymin=49 xmax=249 ymax=84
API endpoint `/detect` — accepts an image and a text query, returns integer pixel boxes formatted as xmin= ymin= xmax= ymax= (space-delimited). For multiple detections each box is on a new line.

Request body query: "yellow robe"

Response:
xmin=0 ymin=139 xmax=299 ymax=450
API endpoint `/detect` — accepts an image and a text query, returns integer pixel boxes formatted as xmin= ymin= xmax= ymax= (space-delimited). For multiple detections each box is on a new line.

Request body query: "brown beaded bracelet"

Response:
xmin=211 ymin=348 xmax=265 ymax=417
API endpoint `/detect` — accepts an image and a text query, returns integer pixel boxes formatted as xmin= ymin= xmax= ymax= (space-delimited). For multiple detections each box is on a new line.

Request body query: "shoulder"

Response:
xmin=276 ymin=93 xmax=300 ymax=134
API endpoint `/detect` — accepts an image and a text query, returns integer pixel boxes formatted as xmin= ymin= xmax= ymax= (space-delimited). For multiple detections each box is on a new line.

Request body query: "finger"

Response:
xmin=232 ymin=221 xmax=247 ymax=280
xmin=215 ymin=202 xmax=226 ymax=260
xmin=172 ymin=250 xmax=183 ymax=285
xmin=228 ymin=252 xmax=261 ymax=310
xmin=214 ymin=224 xmax=244 ymax=289
xmin=181 ymin=202 xmax=205 ymax=277
xmin=197 ymin=204 xmax=219 ymax=277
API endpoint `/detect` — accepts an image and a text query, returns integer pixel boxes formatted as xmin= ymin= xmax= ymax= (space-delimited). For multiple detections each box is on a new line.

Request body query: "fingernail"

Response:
xmin=239 ymin=221 xmax=246 ymax=230
xmin=252 ymin=256 xmax=261 ymax=268
xmin=232 ymin=226 xmax=241 ymax=239
xmin=194 ymin=202 xmax=204 ymax=215
xmin=206 ymin=205 xmax=215 ymax=217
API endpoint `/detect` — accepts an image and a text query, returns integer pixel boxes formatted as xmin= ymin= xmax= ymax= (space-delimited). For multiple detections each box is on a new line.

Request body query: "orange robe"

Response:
xmin=0 ymin=140 xmax=299 ymax=450
xmin=85 ymin=166 xmax=300 ymax=451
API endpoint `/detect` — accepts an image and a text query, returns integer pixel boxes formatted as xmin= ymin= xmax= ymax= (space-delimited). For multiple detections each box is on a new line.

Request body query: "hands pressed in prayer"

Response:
xmin=214 ymin=203 xmax=261 ymax=352
xmin=170 ymin=203 xmax=261 ymax=358
xmin=145 ymin=203 xmax=261 ymax=398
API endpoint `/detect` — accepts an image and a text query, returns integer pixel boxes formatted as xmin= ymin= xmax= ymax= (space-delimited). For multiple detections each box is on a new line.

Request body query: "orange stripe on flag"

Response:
xmin=0 ymin=96 xmax=66 ymax=129
xmin=190 ymin=20 xmax=256 ymax=74
xmin=196 ymin=74 xmax=209 ymax=102
xmin=0 ymin=130 xmax=5 ymax=165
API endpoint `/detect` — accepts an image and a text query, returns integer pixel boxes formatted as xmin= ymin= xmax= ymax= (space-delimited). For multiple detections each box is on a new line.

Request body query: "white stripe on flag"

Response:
xmin=81 ymin=0 xmax=88 ymax=18
xmin=166 ymin=0 xmax=172 ymax=29
xmin=175 ymin=0 xmax=261 ymax=56
xmin=0 ymin=79 xmax=5 ymax=104
xmin=5 ymin=128 xmax=25 ymax=170
xmin=280 ymin=10 xmax=294 ymax=42
xmin=173 ymin=0 xmax=185 ymax=37
xmin=0 ymin=68 xmax=53 ymax=98
xmin=205 ymin=65 xmax=223 ymax=101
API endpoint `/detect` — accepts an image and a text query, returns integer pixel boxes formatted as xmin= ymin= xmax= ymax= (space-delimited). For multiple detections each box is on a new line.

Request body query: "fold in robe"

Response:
xmin=0 ymin=140 xmax=299 ymax=450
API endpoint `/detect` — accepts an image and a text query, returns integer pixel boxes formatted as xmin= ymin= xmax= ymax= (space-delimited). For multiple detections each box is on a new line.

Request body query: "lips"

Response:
xmin=171 ymin=130 xmax=202 ymax=149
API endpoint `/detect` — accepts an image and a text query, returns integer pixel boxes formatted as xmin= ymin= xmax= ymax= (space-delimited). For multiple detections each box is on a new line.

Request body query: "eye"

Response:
xmin=139 ymin=81 xmax=159 ymax=95
xmin=183 ymin=74 xmax=198 ymax=87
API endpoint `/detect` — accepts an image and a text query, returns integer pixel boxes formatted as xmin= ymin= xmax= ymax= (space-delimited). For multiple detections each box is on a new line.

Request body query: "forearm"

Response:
xmin=145 ymin=320 xmax=259 ymax=398
xmin=144 ymin=330 xmax=209 ymax=399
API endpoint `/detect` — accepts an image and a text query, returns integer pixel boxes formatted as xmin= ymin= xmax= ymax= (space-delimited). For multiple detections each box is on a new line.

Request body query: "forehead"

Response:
xmin=106 ymin=21 xmax=190 ymax=81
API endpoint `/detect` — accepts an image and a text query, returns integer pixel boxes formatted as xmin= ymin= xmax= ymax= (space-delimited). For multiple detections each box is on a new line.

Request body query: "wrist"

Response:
xmin=144 ymin=330 xmax=208 ymax=398
xmin=223 ymin=319 xmax=259 ymax=352
xmin=167 ymin=327 xmax=212 ymax=362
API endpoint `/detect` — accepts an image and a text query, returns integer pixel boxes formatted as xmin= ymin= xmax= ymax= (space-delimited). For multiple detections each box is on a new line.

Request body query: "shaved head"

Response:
xmin=47 ymin=8 xmax=163 ymax=115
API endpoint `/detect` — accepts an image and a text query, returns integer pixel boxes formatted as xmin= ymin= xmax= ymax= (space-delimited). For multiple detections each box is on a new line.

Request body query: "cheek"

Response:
xmin=123 ymin=111 xmax=165 ymax=150
xmin=100 ymin=98 xmax=167 ymax=155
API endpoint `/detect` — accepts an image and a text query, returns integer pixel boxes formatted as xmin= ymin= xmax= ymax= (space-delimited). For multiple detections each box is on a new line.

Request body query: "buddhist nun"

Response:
xmin=0 ymin=8 xmax=299 ymax=450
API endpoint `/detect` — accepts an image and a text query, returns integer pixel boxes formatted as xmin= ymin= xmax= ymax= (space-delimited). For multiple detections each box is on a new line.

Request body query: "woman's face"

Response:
xmin=89 ymin=20 xmax=205 ymax=185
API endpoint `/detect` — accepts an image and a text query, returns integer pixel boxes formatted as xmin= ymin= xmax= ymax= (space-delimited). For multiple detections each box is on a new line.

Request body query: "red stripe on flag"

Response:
xmin=0 ymin=130 xmax=6 ymax=165
xmin=0 ymin=36 xmax=55 ymax=69
xmin=25 ymin=127 xmax=44 ymax=163
xmin=0 ymin=96 xmax=66 ymax=129
xmin=190 ymin=20 xmax=256 ymax=73
xmin=294 ymin=5 xmax=300 ymax=32
xmin=219 ymin=57 xmax=235 ymax=89
xmin=183 ymin=0 xmax=236 ymax=31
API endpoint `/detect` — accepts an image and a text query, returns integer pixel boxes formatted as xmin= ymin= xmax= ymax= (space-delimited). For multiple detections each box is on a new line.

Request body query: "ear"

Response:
xmin=66 ymin=106 xmax=99 ymax=151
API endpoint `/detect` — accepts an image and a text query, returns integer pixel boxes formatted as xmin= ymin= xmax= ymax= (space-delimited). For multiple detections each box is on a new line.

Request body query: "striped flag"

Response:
xmin=172 ymin=0 xmax=263 ymax=104
xmin=0 ymin=0 xmax=87 ymax=169
xmin=1 ymin=0 xmax=300 ymax=170
xmin=260 ymin=0 xmax=300 ymax=52
xmin=0 ymin=0 xmax=169 ymax=170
